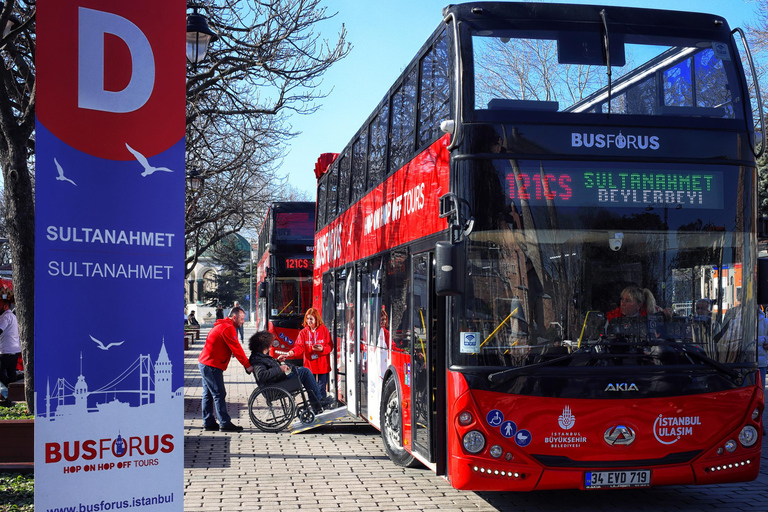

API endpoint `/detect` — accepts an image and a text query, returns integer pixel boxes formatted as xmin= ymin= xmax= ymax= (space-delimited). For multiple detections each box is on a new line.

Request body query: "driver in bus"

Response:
xmin=605 ymin=286 xmax=662 ymax=340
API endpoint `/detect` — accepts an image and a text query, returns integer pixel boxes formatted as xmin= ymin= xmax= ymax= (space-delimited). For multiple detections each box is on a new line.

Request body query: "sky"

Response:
xmin=279 ymin=0 xmax=763 ymax=197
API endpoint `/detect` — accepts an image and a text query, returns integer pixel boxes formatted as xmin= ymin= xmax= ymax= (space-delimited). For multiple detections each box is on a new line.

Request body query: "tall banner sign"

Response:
xmin=35 ymin=1 xmax=186 ymax=510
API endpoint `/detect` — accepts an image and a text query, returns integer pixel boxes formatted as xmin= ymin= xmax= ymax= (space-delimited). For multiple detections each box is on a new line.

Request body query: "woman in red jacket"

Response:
xmin=285 ymin=308 xmax=334 ymax=404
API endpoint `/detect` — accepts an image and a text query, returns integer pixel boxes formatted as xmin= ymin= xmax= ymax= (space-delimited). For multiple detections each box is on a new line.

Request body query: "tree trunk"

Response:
xmin=1 ymin=142 xmax=35 ymax=413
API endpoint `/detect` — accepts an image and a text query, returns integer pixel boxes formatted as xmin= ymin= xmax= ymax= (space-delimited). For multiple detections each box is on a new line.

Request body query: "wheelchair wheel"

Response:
xmin=248 ymin=386 xmax=296 ymax=432
xmin=296 ymin=405 xmax=315 ymax=425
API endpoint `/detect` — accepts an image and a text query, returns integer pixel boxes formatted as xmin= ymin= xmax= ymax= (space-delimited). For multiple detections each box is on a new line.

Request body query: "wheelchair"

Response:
xmin=247 ymin=365 xmax=318 ymax=432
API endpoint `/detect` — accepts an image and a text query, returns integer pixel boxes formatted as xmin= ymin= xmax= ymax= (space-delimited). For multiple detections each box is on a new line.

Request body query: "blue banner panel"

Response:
xmin=35 ymin=1 xmax=186 ymax=511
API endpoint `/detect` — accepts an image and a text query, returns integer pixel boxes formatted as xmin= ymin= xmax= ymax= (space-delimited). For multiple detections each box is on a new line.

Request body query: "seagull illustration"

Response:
xmin=90 ymin=335 xmax=125 ymax=351
xmin=54 ymin=158 xmax=77 ymax=186
xmin=125 ymin=143 xmax=174 ymax=177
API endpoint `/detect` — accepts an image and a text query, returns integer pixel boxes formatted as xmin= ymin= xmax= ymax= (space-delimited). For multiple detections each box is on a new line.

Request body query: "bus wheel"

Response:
xmin=381 ymin=377 xmax=419 ymax=467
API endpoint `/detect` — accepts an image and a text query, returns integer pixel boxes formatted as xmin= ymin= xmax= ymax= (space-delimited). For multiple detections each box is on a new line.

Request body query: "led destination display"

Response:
xmin=281 ymin=257 xmax=313 ymax=270
xmin=504 ymin=169 xmax=723 ymax=209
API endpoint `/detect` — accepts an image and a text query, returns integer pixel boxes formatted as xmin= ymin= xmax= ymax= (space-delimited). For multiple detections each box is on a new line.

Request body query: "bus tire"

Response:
xmin=381 ymin=377 xmax=419 ymax=467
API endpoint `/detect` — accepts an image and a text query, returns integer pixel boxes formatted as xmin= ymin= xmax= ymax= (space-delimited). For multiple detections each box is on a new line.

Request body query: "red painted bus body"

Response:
xmin=311 ymin=2 xmax=765 ymax=491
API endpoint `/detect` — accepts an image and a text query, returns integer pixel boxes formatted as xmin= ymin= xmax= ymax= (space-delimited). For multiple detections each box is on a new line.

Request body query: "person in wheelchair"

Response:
xmin=248 ymin=331 xmax=331 ymax=414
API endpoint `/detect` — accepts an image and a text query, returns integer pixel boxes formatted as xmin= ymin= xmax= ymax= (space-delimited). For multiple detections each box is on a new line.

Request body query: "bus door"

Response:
xmin=358 ymin=262 xmax=376 ymax=420
xmin=256 ymin=284 xmax=267 ymax=331
xmin=345 ymin=266 xmax=360 ymax=416
xmin=322 ymin=272 xmax=337 ymax=402
xmin=333 ymin=268 xmax=349 ymax=405
xmin=411 ymin=251 xmax=437 ymax=462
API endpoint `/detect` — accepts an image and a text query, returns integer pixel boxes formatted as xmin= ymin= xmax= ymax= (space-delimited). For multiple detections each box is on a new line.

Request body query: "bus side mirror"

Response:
xmin=435 ymin=240 xmax=465 ymax=296
xmin=258 ymin=281 xmax=267 ymax=299
xmin=758 ymin=258 xmax=768 ymax=305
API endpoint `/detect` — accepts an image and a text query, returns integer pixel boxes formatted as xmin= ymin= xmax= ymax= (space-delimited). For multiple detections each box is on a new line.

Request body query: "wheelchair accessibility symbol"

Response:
xmin=486 ymin=409 xmax=504 ymax=427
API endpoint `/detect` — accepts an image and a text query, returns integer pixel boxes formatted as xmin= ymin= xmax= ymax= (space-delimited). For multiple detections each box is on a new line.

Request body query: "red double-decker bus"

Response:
xmin=254 ymin=202 xmax=315 ymax=362
xmin=312 ymin=2 xmax=766 ymax=491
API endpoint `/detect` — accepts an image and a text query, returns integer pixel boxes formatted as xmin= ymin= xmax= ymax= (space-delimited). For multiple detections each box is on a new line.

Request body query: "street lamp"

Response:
xmin=186 ymin=167 xmax=204 ymax=191
xmin=249 ymin=241 xmax=255 ymax=326
xmin=185 ymin=168 xmax=205 ymax=305
xmin=186 ymin=4 xmax=218 ymax=65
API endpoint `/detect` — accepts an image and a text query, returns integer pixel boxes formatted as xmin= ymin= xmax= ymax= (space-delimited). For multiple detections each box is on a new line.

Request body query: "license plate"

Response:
xmin=584 ymin=470 xmax=651 ymax=489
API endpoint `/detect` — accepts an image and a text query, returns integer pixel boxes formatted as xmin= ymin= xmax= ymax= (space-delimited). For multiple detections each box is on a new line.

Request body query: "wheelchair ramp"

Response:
xmin=290 ymin=406 xmax=348 ymax=434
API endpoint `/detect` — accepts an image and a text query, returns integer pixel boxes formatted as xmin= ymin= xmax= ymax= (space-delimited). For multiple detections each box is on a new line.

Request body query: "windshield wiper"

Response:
xmin=488 ymin=341 xmax=743 ymax=385
xmin=488 ymin=351 xmax=584 ymax=384
xmin=654 ymin=341 xmax=741 ymax=380
xmin=600 ymin=9 xmax=612 ymax=117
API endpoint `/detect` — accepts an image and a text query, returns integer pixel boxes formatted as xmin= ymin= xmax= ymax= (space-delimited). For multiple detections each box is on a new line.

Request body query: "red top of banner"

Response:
xmin=36 ymin=0 xmax=186 ymax=160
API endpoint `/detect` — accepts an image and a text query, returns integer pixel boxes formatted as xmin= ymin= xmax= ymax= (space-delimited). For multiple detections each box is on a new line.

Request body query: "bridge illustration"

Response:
xmin=37 ymin=338 xmax=180 ymax=421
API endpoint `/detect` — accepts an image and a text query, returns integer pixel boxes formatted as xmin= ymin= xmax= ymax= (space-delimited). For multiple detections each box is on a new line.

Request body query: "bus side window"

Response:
xmin=338 ymin=152 xmax=352 ymax=213
xmin=326 ymin=163 xmax=339 ymax=221
xmin=418 ymin=30 xmax=450 ymax=147
xmin=368 ymin=105 xmax=388 ymax=190
xmin=317 ymin=177 xmax=327 ymax=228
xmin=351 ymin=132 xmax=368 ymax=203
xmin=389 ymin=67 xmax=417 ymax=175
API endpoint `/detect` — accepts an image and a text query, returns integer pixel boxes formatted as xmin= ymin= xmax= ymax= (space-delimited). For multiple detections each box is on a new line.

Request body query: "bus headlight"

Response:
xmin=458 ymin=411 xmax=473 ymax=426
xmin=752 ymin=408 xmax=760 ymax=421
xmin=463 ymin=430 xmax=486 ymax=454
xmin=724 ymin=439 xmax=737 ymax=453
xmin=489 ymin=445 xmax=503 ymax=458
xmin=739 ymin=426 xmax=759 ymax=447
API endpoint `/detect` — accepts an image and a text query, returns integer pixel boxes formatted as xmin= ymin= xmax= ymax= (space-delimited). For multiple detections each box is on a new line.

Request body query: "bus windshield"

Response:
xmin=270 ymin=273 xmax=312 ymax=319
xmin=453 ymin=159 xmax=756 ymax=371
xmin=472 ymin=27 xmax=744 ymax=119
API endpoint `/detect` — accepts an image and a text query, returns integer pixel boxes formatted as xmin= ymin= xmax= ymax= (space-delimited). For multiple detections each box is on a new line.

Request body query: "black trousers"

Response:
xmin=0 ymin=353 xmax=19 ymax=387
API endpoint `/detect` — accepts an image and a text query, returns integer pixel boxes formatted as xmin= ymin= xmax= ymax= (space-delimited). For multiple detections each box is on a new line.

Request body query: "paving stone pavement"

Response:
xmin=184 ymin=326 xmax=768 ymax=511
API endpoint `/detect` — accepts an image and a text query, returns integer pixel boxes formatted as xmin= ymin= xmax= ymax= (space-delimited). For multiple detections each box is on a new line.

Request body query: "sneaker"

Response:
xmin=320 ymin=396 xmax=336 ymax=408
xmin=203 ymin=423 xmax=219 ymax=431
xmin=219 ymin=423 xmax=244 ymax=432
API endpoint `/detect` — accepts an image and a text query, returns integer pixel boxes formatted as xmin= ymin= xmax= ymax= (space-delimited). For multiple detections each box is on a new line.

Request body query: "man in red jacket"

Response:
xmin=198 ymin=306 xmax=253 ymax=432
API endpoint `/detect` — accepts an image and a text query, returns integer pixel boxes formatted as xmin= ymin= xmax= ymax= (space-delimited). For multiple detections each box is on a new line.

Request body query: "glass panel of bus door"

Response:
xmin=359 ymin=262 xmax=380 ymax=420
xmin=345 ymin=267 xmax=360 ymax=416
xmin=411 ymin=252 xmax=435 ymax=461
xmin=321 ymin=272 xmax=335 ymax=401
xmin=257 ymin=294 xmax=267 ymax=331
xmin=332 ymin=268 xmax=348 ymax=405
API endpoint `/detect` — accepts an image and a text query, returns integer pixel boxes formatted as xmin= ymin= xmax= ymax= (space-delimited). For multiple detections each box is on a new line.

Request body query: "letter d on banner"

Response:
xmin=78 ymin=7 xmax=155 ymax=113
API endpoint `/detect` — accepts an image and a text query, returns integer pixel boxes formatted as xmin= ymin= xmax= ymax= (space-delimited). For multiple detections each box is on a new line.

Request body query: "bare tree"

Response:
xmin=745 ymin=0 xmax=768 ymax=215
xmin=0 ymin=193 xmax=13 ymax=266
xmin=0 ymin=0 xmax=348 ymax=410
xmin=0 ymin=0 xmax=35 ymax=410
xmin=184 ymin=0 xmax=350 ymax=274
